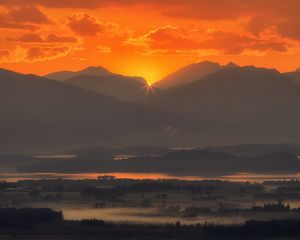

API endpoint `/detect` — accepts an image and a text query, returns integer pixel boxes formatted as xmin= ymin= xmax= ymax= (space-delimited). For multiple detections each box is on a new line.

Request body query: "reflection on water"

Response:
xmin=0 ymin=172 xmax=197 ymax=182
xmin=2 ymin=172 xmax=300 ymax=182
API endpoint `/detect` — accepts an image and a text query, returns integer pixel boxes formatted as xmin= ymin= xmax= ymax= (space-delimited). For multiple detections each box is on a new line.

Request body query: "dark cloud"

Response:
xmin=7 ymin=5 xmax=51 ymax=24
xmin=67 ymin=13 xmax=106 ymax=36
xmin=26 ymin=46 xmax=71 ymax=61
xmin=1 ymin=0 xmax=300 ymax=21
xmin=66 ymin=13 xmax=118 ymax=36
xmin=8 ymin=33 xmax=77 ymax=43
xmin=0 ymin=5 xmax=51 ymax=30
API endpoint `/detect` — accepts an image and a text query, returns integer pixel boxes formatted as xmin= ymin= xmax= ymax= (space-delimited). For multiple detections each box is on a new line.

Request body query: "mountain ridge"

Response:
xmin=64 ymin=74 xmax=150 ymax=102
xmin=45 ymin=66 xmax=115 ymax=81
xmin=154 ymin=61 xmax=238 ymax=89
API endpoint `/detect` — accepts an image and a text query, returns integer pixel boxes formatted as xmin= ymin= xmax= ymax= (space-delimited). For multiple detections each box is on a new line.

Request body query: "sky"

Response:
xmin=0 ymin=0 xmax=300 ymax=83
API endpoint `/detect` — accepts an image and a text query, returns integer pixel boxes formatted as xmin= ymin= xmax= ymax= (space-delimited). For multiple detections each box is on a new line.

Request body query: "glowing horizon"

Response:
xmin=1 ymin=1 xmax=300 ymax=83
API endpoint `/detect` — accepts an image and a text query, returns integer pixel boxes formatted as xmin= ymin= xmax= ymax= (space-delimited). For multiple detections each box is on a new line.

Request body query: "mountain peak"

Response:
xmin=154 ymin=61 xmax=234 ymax=89
xmin=225 ymin=62 xmax=239 ymax=68
xmin=80 ymin=66 xmax=113 ymax=76
xmin=194 ymin=61 xmax=220 ymax=66
xmin=45 ymin=66 xmax=114 ymax=81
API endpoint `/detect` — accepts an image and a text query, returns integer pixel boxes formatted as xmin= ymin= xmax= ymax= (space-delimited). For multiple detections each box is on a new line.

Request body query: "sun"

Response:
xmin=122 ymin=62 xmax=163 ymax=84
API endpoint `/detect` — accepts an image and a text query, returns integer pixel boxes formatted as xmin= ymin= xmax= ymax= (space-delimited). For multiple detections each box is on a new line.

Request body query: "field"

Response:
xmin=1 ymin=178 xmax=300 ymax=225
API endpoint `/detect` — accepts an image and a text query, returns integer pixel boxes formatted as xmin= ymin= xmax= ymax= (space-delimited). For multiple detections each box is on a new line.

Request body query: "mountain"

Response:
xmin=150 ymin=66 xmax=300 ymax=112
xmin=154 ymin=61 xmax=237 ymax=89
xmin=18 ymin=150 xmax=300 ymax=177
xmin=148 ymin=66 xmax=300 ymax=144
xmin=284 ymin=70 xmax=300 ymax=86
xmin=2 ymin=65 xmax=300 ymax=153
xmin=0 ymin=68 xmax=178 ymax=153
xmin=45 ymin=66 xmax=114 ymax=81
xmin=64 ymin=74 xmax=150 ymax=102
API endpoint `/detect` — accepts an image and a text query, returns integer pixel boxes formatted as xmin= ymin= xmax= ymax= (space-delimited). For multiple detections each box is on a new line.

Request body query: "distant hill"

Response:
xmin=0 ymin=68 xmax=177 ymax=153
xmin=154 ymin=61 xmax=237 ymax=89
xmin=64 ymin=74 xmax=150 ymax=102
xmin=45 ymin=66 xmax=114 ymax=81
xmin=201 ymin=144 xmax=300 ymax=157
xmin=18 ymin=150 xmax=300 ymax=177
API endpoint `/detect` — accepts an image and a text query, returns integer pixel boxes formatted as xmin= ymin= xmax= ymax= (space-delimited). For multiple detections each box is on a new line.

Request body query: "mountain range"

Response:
xmin=149 ymin=66 xmax=300 ymax=143
xmin=0 ymin=68 xmax=178 ymax=153
xmin=1 ymin=62 xmax=300 ymax=153
xmin=64 ymin=74 xmax=150 ymax=102
xmin=46 ymin=66 xmax=150 ymax=102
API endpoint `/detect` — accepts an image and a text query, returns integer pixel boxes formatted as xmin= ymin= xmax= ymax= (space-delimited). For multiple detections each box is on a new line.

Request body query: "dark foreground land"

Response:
xmin=1 ymin=208 xmax=300 ymax=240
xmin=2 ymin=218 xmax=300 ymax=240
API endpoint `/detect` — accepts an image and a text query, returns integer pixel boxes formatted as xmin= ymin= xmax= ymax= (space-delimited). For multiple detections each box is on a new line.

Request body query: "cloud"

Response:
xmin=0 ymin=0 xmax=108 ymax=8
xmin=96 ymin=45 xmax=112 ymax=54
xmin=0 ymin=45 xmax=77 ymax=63
xmin=0 ymin=0 xmax=108 ymax=9
xmin=0 ymin=5 xmax=51 ymax=30
xmin=45 ymin=34 xmax=77 ymax=43
xmin=200 ymin=30 xmax=289 ymax=55
xmin=0 ymin=18 xmax=35 ymax=30
xmin=247 ymin=14 xmax=300 ymax=41
xmin=127 ymin=26 xmax=202 ymax=53
xmin=0 ymin=49 xmax=10 ymax=60
xmin=128 ymin=26 xmax=289 ymax=56
xmin=3 ymin=1 xmax=299 ymax=44
xmin=27 ymin=46 xmax=71 ymax=61
xmin=8 ymin=33 xmax=78 ymax=43
xmin=1 ymin=1 xmax=300 ymax=44
xmin=0 ymin=0 xmax=299 ymax=64
xmin=7 ymin=5 xmax=51 ymax=24
xmin=66 ymin=13 xmax=118 ymax=36
xmin=1 ymin=1 xmax=299 ymax=20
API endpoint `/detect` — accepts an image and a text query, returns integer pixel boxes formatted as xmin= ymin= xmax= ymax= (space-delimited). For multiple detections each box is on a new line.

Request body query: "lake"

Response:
xmin=1 ymin=171 xmax=300 ymax=183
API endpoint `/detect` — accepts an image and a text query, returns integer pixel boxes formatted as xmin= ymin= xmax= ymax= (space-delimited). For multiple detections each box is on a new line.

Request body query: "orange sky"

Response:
xmin=0 ymin=0 xmax=300 ymax=83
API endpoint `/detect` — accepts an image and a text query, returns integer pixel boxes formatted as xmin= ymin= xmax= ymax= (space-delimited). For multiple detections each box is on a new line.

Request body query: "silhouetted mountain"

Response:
xmin=0 ymin=68 xmax=178 ymax=153
xmin=151 ymin=66 xmax=300 ymax=112
xmin=64 ymin=74 xmax=150 ymax=102
xmin=284 ymin=71 xmax=300 ymax=86
xmin=154 ymin=61 xmax=238 ymax=89
xmin=202 ymin=144 xmax=300 ymax=157
xmin=18 ymin=150 xmax=300 ymax=177
xmin=2 ymin=64 xmax=300 ymax=152
xmin=149 ymin=66 xmax=300 ymax=144
xmin=45 ymin=66 xmax=114 ymax=81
